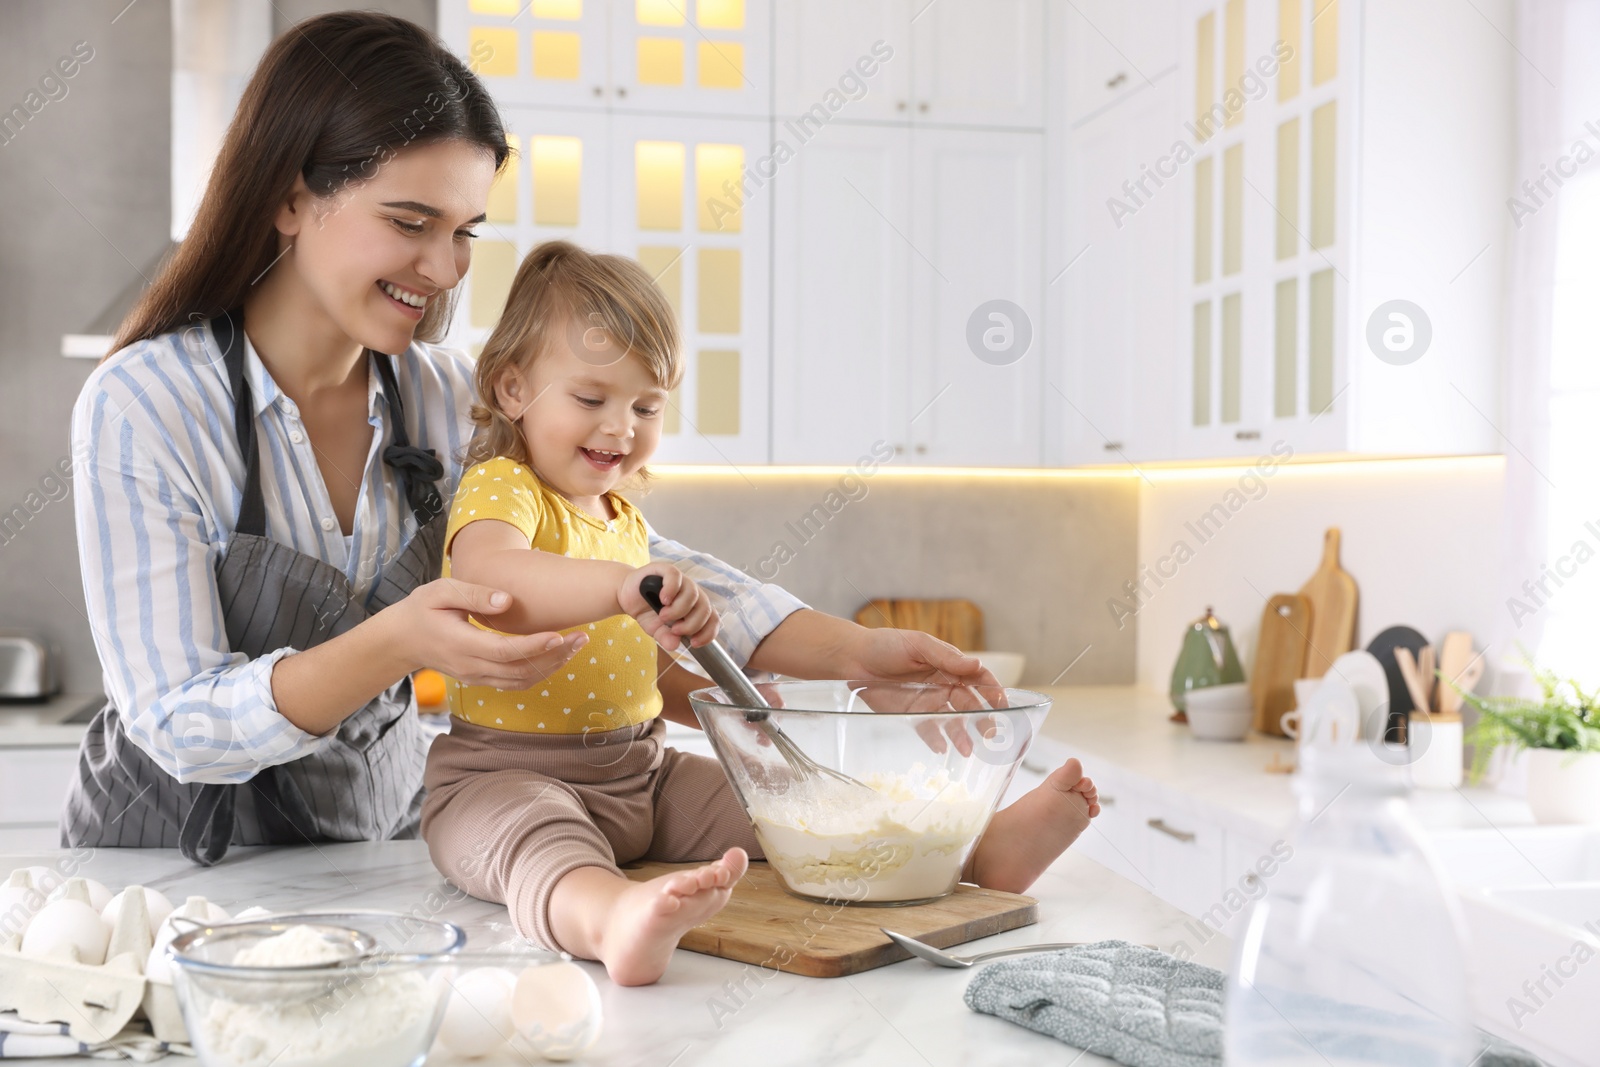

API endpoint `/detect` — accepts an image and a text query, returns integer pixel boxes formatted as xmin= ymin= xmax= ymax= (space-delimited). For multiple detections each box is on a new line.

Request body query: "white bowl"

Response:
xmin=1183 ymin=683 xmax=1252 ymax=741
xmin=969 ymin=651 xmax=1025 ymax=687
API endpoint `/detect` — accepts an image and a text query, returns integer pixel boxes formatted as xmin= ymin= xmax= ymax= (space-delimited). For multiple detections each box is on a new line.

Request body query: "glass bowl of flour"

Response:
xmin=690 ymin=681 xmax=1051 ymax=905
xmin=167 ymin=912 xmax=467 ymax=1067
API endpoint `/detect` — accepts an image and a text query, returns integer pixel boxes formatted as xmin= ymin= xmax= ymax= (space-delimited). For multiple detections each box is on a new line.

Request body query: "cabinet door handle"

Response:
xmin=1106 ymin=72 xmax=1128 ymax=89
xmin=592 ymin=85 xmax=604 ymax=97
xmin=918 ymin=101 xmax=929 ymax=113
xmin=915 ymin=444 xmax=927 ymax=455
xmin=1147 ymin=818 xmax=1196 ymax=843
xmin=616 ymin=86 xmax=628 ymax=98
xmin=896 ymin=100 xmax=907 ymax=111
xmin=1234 ymin=429 xmax=1261 ymax=441
xmin=893 ymin=444 xmax=905 ymax=455
xmin=1102 ymin=441 xmax=1123 ymax=452
xmin=1100 ymin=795 xmax=1115 ymax=806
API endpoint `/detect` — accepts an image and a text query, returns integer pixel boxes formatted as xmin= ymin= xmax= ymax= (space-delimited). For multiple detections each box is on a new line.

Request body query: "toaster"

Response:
xmin=0 ymin=633 xmax=58 ymax=701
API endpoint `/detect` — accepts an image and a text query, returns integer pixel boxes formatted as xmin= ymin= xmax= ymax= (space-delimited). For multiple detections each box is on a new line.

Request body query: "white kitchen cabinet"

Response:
xmin=1063 ymin=0 xmax=1181 ymax=126
xmin=1052 ymin=75 xmax=1182 ymax=466
xmin=776 ymin=0 xmax=1043 ymax=129
xmin=774 ymin=0 xmax=912 ymax=124
xmin=1142 ymin=796 xmax=1226 ymax=921
xmin=909 ymin=128 xmax=1043 ymax=466
xmin=0 ymin=747 xmax=75 ymax=845
xmin=443 ymin=0 xmax=769 ymax=117
xmin=608 ymin=114 xmax=773 ymax=465
xmin=1073 ymin=764 xmax=1159 ymax=895
xmin=772 ymin=126 xmax=1043 ymax=466
xmin=909 ymin=0 xmax=1045 ymax=129
xmin=772 ymin=123 xmax=912 ymax=464
xmin=1170 ymin=0 xmax=1510 ymax=461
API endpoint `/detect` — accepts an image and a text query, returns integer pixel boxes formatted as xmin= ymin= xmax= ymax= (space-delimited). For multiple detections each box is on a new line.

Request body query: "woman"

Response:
xmin=66 ymin=12 xmax=994 ymax=864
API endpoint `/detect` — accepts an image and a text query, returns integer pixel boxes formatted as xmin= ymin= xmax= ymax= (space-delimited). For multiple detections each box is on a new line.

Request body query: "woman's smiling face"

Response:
xmin=274 ymin=138 xmax=498 ymax=355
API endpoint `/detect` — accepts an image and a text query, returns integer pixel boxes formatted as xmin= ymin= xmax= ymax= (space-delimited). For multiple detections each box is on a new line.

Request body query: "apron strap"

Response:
xmin=372 ymin=354 xmax=446 ymax=528
xmin=178 ymin=784 xmax=236 ymax=867
xmin=213 ymin=310 xmax=445 ymax=536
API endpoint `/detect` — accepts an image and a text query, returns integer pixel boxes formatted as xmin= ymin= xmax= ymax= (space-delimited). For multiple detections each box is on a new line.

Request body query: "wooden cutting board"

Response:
xmin=854 ymin=598 xmax=985 ymax=651
xmin=1297 ymin=527 xmax=1358 ymax=678
xmin=623 ymin=861 xmax=1036 ymax=977
xmin=1251 ymin=593 xmax=1311 ymax=736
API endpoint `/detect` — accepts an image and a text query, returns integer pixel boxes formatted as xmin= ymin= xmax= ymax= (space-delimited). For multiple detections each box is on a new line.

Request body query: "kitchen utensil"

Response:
xmin=0 ymin=632 xmax=58 ymax=701
xmin=1169 ymin=606 xmax=1246 ymax=714
xmin=640 ymin=576 xmax=871 ymax=794
xmin=1366 ymin=625 xmax=1429 ymax=742
xmin=1437 ymin=632 xmax=1475 ymax=715
xmin=1292 ymin=676 xmax=1361 ymax=745
xmin=879 ymin=928 xmax=1113 ymax=969
xmin=1451 ymin=652 xmax=1486 ymax=704
xmin=1418 ymin=644 xmax=1436 ymax=713
xmin=1394 ymin=647 xmax=1434 ymax=716
xmin=688 ymin=680 xmax=1048 ymax=905
xmin=622 ymin=860 xmax=1037 ymax=977
xmin=1296 ymin=528 xmax=1359 ymax=678
xmin=854 ymin=598 xmax=985 ymax=652
xmin=1250 ymin=594 xmax=1312 ymax=736
xmin=1328 ymin=650 xmax=1389 ymax=741
xmin=1183 ymin=683 xmax=1252 ymax=741
xmin=1408 ymin=713 xmax=1464 ymax=789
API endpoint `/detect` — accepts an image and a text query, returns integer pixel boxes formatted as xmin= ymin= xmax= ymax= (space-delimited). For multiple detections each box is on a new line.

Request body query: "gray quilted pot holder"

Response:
xmin=963 ymin=940 xmax=1548 ymax=1067
xmin=963 ymin=940 xmax=1223 ymax=1067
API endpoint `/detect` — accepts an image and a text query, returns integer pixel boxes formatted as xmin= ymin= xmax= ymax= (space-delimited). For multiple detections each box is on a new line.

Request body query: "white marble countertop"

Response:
xmin=0 ymin=693 xmax=103 ymax=747
xmin=0 ymin=839 xmax=1231 ymax=1067
xmin=1030 ymin=685 xmax=1538 ymax=838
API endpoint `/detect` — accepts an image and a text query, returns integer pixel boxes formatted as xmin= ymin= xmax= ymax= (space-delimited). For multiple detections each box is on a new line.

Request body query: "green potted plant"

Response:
xmin=1457 ymin=659 xmax=1600 ymax=824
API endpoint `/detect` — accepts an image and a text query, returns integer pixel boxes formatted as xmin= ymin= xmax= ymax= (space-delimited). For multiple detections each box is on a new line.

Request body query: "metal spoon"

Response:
xmin=881 ymin=928 xmax=1153 ymax=968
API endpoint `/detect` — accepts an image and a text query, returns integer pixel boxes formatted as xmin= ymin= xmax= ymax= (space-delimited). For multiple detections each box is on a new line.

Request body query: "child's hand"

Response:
xmin=620 ymin=563 xmax=720 ymax=651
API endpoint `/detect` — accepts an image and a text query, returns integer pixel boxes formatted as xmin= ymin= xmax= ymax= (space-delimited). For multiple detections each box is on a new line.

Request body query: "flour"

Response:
xmin=748 ymin=767 xmax=993 ymax=902
xmin=192 ymin=926 xmax=436 ymax=1067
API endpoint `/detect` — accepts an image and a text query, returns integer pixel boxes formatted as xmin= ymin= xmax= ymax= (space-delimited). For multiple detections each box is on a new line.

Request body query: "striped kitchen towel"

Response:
xmin=0 ymin=1013 xmax=187 ymax=1061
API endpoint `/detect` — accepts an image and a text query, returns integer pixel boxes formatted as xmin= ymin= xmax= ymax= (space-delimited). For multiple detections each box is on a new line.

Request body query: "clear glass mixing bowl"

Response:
xmin=689 ymin=680 xmax=1051 ymax=905
xmin=167 ymin=912 xmax=562 ymax=1067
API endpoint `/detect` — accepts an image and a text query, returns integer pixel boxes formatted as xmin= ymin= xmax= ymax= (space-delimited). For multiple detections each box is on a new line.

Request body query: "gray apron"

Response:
xmin=62 ymin=311 xmax=449 ymax=865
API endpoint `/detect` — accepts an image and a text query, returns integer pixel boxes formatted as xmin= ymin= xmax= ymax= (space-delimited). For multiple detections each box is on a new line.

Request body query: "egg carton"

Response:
xmin=0 ymin=868 xmax=225 ymax=1046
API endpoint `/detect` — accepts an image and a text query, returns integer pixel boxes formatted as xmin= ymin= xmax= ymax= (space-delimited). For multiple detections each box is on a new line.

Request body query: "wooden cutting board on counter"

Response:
xmin=1251 ymin=593 xmax=1311 ymax=736
xmin=623 ymin=861 xmax=1035 ymax=978
xmin=1297 ymin=527 xmax=1358 ymax=678
xmin=853 ymin=598 xmax=985 ymax=651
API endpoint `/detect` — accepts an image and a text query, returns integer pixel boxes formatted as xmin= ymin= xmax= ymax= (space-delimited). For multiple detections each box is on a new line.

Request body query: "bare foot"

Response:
xmin=596 ymin=848 xmax=748 ymax=986
xmin=966 ymin=759 xmax=1099 ymax=894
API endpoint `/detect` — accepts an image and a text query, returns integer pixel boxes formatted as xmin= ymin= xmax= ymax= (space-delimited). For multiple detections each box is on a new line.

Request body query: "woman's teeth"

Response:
xmin=380 ymin=281 xmax=427 ymax=309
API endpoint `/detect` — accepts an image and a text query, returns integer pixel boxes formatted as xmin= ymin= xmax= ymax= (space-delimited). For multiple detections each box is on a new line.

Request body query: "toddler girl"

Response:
xmin=422 ymin=241 xmax=1100 ymax=986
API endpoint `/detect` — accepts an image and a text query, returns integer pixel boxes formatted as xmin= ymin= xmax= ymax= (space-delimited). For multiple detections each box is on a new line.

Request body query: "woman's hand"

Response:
xmin=839 ymin=626 xmax=1001 ymax=688
xmin=619 ymin=563 xmax=719 ymax=651
xmin=388 ymin=578 xmax=588 ymax=689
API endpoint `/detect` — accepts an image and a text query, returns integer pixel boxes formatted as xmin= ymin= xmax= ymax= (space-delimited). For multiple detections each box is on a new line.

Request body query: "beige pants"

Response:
xmin=420 ymin=716 xmax=762 ymax=950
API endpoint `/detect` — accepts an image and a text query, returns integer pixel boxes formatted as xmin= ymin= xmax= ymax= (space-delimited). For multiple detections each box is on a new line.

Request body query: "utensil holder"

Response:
xmin=1408 ymin=713 xmax=1463 ymax=789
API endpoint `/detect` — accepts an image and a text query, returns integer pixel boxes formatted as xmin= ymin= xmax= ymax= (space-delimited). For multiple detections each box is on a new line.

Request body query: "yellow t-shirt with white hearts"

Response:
xmin=441 ymin=455 xmax=662 ymax=734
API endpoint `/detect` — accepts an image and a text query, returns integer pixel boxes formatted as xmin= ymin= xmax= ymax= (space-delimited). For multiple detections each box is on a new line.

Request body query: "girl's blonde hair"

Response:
xmin=467 ymin=240 xmax=682 ymax=467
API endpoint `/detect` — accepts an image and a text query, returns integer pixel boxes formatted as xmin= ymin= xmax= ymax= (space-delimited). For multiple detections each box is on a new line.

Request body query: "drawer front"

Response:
xmin=1142 ymin=801 xmax=1225 ymax=922
xmin=1074 ymin=766 xmax=1157 ymax=894
xmin=0 ymin=747 xmax=78 ymax=827
xmin=1217 ymin=829 xmax=1294 ymax=940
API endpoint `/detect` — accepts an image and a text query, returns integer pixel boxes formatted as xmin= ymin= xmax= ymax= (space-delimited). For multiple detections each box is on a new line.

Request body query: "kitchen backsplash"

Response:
xmin=630 ymin=469 xmax=1140 ymax=686
xmin=1131 ymin=456 xmax=1507 ymax=694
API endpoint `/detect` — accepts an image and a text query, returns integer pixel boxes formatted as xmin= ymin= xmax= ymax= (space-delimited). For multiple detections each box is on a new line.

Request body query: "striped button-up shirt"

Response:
xmin=72 ymin=321 xmax=804 ymax=785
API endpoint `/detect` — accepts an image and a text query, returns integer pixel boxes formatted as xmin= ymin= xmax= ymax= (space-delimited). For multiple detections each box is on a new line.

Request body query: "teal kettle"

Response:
xmin=1170 ymin=606 xmax=1245 ymax=715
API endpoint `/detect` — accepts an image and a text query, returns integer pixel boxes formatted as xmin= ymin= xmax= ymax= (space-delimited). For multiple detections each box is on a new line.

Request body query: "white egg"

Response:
xmin=231 ymin=906 xmax=274 ymax=922
xmin=511 ymin=962 xmax=602 ymax=1060
xmin=101 ymin=886 xmax=175 ymax=937
xmin=20 ymin=899 xmax=111 ymax=964
xmin=46 ymin=877 xmax=114 ymax=913
xmin=435 ymin=967 xmax=517 ymax=1058
xmin=144 ymin=940 xmax=174 ymax=984
xmin=0 ymin=884 xmax=47 ymax=938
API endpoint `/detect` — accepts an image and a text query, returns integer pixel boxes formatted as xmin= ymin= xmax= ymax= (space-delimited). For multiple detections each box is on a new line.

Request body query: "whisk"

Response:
xmin=639 ymin=576 xmax=872 ymax=792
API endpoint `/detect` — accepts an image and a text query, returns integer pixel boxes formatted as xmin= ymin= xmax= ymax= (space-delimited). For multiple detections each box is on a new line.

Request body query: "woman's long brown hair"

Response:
xmin=108 ymin=11 xmax=509 ymax=358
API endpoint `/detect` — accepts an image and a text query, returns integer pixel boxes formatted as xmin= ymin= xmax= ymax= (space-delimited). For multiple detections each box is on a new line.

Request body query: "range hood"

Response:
xmin=63 ymin=0 xmax=271 ymax=359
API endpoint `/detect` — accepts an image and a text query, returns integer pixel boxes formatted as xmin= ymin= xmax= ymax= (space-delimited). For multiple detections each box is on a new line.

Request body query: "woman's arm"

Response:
xmin=745 ymin=608 xmax=997 ymax=684
xmin=73 ymin=369 xmax=583 ymax=780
